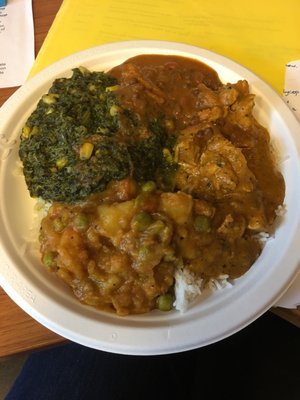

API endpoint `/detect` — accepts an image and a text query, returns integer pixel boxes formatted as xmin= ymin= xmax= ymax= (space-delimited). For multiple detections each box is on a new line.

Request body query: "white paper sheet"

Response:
xmin=275 ymin=61 xmax=300 ymax=309
xmin=0 ymin=0 xmax=34 ymax=89
xmin=283 ymin=60 xmax=300 ymax=123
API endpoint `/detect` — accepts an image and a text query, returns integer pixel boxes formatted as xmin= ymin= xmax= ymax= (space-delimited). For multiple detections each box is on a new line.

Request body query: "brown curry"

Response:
xmin=39 ymin=55 xmax=285 ymax=315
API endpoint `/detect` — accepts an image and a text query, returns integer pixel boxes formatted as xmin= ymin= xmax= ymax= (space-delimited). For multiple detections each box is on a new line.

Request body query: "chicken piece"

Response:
xmin=218 ymin=79 xmax=256 ymax=130
xmin=197 ymin=106 xmax=224 ymax=123
xmin=196 ymin=83 xmax=222 ymax=109
xmin=175 ymin=129 xmax=256 ymax=200
xmin=218 ymin=84 xmax=239 ymax=106
xmin=227 ymin=94 xmax=256 ymax=130
xmin=217 ymin=213 xmax=246 ymax=240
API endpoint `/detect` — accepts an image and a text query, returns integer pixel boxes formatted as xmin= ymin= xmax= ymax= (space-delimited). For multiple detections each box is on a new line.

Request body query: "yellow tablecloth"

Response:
xmin=30 ymin=0 xmax=300 ymax=93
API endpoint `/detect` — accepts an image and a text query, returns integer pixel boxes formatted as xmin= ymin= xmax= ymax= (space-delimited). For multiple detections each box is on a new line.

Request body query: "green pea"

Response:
xmin=193 ymin=215 xmax=211 ymax=233
xmin=141 ymin=181 xmax=156 ymax=193
xmin=163 ymin=248 xmax=176 ymax=262
xmin=42 ymin=252 xmax=57 ymax=269
xmin=146 ymin=220 xmax=165 ymax=235
xmin=73 ymin=213 xmax=89 ymax=231
xmin=53 ymin=217 xmax=65 ymax=232
xmin=138 ymin=245 xmax=152 ymax=261
xmin=132 ymin=211 xmax=152 ymax=231
xmin=156 ymin=294 xmax=174 ymax=312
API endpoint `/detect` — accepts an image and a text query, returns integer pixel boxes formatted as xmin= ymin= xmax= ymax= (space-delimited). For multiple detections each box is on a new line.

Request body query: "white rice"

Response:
xmin=173 ymin=266 xmax=203 ymax=312
xmin=20 ymin=198 xmax=51 ymax=258
xmin=173 ymin=264 xmax=233 ymax=313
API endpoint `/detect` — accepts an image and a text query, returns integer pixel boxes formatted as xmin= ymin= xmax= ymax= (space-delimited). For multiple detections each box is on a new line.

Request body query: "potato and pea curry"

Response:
xmin=20 ymin=55 xmax=285 ymax=315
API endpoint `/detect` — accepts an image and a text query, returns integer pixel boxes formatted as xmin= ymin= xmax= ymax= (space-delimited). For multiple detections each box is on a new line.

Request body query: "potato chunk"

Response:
xmin=97 ymin=200 xmax=135 ymax=244
xmin=159 ymin=192 xmax=193 ymax=224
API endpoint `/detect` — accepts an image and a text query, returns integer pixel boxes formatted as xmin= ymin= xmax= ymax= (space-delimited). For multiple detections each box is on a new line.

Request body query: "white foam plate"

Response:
xmin=1 ymin=40 xmax=300 ymax=355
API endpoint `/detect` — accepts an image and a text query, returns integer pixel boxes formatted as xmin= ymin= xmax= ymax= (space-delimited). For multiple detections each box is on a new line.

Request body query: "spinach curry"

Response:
xmin=20 ymin=55 xmax=285 ymax=315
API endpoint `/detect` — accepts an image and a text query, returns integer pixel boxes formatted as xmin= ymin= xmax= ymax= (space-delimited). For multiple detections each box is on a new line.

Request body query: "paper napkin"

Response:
xmin=0 ymin=0 xmax=34 ymax=88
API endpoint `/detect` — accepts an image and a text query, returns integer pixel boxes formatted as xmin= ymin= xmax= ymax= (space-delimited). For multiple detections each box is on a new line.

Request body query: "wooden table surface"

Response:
xmin=0 ymin=0 xmax=65 ymax=358
xmin=0 ymin=0 xmax=299 ymax=359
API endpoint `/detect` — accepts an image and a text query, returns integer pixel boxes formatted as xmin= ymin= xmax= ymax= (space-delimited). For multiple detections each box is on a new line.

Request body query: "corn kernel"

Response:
xmin=42 ymin=93 xmax=59 ymax=104
xmin=56 ymin=158 xmax=67 ymax=169
xmin=163 ymin=148 xmax=173 ymax=163
xmin=88 ymin=83 xmax=96 ymax=92
xmin=105 ymin=85 xmax=120 ymax=92
xmin=79 ymin=66 xmax=89 ymax=75
xmin=30 ymin=126 xmax=39 ymax=136
xmin=109 ymin=105 xmax=121 ymax=116
xmin=165 ymin=119 xmax=174 ymax=130
xmin=22 ymin=125 xmax=31 ymax=138
xmin=80 ymin=142 xmax=94 ymax=160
